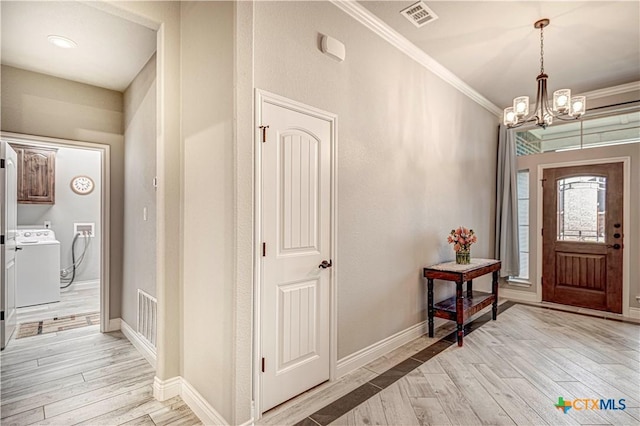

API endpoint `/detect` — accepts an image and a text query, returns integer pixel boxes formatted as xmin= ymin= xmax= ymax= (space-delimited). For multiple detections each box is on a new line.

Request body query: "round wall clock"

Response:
xmin=70 ymin=175 xmax=95 ymax=195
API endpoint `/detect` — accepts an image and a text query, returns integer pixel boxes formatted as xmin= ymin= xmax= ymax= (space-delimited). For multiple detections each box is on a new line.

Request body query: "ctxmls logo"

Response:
xmin=555 ymin=397 xmax=626 ymax=414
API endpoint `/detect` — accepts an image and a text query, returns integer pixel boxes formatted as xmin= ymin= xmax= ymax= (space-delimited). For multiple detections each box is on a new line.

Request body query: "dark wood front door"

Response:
xmin=542 ymin=162 xmax=623 ymax=313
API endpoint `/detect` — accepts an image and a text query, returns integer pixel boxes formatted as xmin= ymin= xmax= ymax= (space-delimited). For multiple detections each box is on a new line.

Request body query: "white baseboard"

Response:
xmin=152 ymin=376 xmax=230 ymax=425
xmin=499 ymin=287 xmax=541 ymax=303
xmin=153 ymin=376 xmax=182 ymax=401
xmin=336 ymin=317 xmax=447 ymax=378
xmin=628 ymin=307 xmax=640 ymax=320
xmin=182 ymin=378 xmax=229 ymax=425
xmin=120 ymin=318 xmax=157 ymax=369
xmin=238 ymin=417 xmax=255 ymax=426
xmin=106 ymin=318 xmax=121 ymax=332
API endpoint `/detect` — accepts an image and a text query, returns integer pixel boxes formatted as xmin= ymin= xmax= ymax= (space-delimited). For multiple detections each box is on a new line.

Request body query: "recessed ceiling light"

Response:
xmin=48 ymin=35 xmax=78 ymax=49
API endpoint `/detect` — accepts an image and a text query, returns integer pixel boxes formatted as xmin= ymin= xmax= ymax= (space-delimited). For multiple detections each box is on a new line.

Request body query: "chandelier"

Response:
xmin=503 ymin=19 xmax=586 ymax=129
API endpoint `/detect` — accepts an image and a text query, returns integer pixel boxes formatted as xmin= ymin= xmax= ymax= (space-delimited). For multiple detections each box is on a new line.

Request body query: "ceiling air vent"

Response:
xmin=400 ymin=1 xmax=438 ymax=28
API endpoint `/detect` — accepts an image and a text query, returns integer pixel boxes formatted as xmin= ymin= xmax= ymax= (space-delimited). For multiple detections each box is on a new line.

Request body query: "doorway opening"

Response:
xmin=2 ymin=133 xmax=110 ymax=339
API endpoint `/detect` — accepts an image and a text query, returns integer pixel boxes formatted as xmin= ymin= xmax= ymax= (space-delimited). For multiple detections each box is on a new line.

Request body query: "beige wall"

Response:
xmin=233 ymin=1 xmax=255 ymax=422
xmin=180 ymin=1 xmax=235 ymax=421
xmin=254 ymin=1 xmax=499 ymax=360
xmin=587 ymin=90 xmax=639 ymax=110
xmin=122 ymin=54 xmax=157 ymax=326
xmin=103 ymin=0 xmax=182 ymax=383
xmin=0 ymin=65 xmax=124 ymax=318
xmin=172 ymin=0 xmax=499 ymax=421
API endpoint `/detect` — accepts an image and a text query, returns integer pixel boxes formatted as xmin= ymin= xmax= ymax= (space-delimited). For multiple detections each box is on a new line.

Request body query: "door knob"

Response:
xmin=319 ymin=259 xmax=332 ymax=269
xmin=15 ymin=247 xmax=22 ymax=251
xmin=606 ymin=243 xmax=621 ymax=250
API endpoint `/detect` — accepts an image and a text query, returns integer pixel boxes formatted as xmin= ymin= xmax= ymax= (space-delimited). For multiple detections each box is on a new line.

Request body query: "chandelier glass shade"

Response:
xmin=503 ymin=19 xmax=586 ymax=129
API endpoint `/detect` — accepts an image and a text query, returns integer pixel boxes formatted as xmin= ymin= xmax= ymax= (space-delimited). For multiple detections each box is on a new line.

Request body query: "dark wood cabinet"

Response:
xmin=10 ymin=144 xmax=57 ymax=204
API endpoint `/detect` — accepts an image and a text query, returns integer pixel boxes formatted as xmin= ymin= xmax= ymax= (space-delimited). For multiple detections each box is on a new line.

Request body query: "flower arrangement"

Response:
xmin=447 ymin=226 xmax=477 ymax=253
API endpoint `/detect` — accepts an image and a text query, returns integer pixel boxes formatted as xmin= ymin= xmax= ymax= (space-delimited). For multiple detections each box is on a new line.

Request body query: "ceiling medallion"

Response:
xmin=503 ymin=19 xmax=586 ymax=129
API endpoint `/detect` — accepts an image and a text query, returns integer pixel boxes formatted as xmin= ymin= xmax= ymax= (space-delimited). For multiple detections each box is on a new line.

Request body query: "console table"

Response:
xmin=423 ymin=259 xmax=501 ymax=346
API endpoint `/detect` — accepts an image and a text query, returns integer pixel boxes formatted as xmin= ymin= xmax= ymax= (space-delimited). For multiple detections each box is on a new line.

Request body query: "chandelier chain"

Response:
xmin=539 ymin=24 xmax=545 ymax=74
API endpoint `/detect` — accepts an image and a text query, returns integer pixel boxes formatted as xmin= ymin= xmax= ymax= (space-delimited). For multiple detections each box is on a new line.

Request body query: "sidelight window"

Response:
xmin=510 ymin=170 xmax=530 ymax=281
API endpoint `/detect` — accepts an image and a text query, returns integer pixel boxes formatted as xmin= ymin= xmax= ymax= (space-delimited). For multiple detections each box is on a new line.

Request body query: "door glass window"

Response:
xmin=557 ymin=176 xmax=606 ymax=242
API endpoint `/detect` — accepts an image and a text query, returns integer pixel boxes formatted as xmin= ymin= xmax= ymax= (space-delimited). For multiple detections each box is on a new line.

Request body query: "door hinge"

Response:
xmin=0 ymin=158 xmax=5 ymax=168
xmin=259 ymin=125 xmax=270 ymax=143
xmin=540 ymin=277 xmax=543 ymax=286
xmin=262 ymin=242 xmax=266 ymax=257
xmin=541 ymin=228 xmax=544 ymax=236
xmin=0 ymin=310 xmax=4 ymax=321
xmin=0 ymin=235 xmax=4 ymax=245
xmin=261 ymin=357 xmax=265 ymax=373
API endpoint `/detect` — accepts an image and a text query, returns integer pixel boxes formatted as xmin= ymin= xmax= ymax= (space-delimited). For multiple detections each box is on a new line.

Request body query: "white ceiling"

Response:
xmin=1 ymin=1 xmax=637 ymax=107
xmin=360 ymin=1 xmax=640 ymax=110
xmin=1 ymin=1 xmax=157 ymax=92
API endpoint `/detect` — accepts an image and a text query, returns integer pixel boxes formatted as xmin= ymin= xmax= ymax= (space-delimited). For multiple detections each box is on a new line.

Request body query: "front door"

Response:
xmin=542 ymin=162 xmax=623 ymax=313
xmin=1 ymin=141 xmax=18 ymax=349
xmin=259 ymin=95 xmax=333 ymax=412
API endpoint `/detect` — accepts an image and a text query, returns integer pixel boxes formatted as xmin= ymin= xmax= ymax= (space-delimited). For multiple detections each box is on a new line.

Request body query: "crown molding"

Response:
xmin=330 ymin=0 xmax=502 ymax=117
xmin=579 ymin=81 xmax=640 ymax=99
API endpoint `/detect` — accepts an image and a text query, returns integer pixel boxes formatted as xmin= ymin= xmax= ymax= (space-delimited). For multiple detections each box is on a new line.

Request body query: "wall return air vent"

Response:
xmin=400 ymin=1 xmax=438 ymax=28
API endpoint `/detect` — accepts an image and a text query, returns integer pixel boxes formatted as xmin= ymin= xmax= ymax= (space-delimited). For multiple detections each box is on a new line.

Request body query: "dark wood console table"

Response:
xmin=423 ymin=259 xmax=501 ymax=346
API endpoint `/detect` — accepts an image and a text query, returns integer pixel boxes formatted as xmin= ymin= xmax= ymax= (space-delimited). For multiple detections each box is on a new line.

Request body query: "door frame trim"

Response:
xmin=0 ymin=131 xmax=111 ymax=332
xmin=253 ymin=89 xmax=338 ymax=417
xmin=535 ymin=156 xmax=630 ymax=317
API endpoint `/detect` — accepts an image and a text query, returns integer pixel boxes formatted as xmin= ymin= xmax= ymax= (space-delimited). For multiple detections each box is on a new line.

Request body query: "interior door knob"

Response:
xmin=607 ymin=243 xmax=621 ymax=250
xmin=319 ymin=259 xmax=332 ymax=269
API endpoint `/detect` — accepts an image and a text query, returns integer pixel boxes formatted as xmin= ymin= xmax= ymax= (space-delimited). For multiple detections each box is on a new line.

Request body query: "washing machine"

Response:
xmin=16 ymin=229 xmax=61 ymax=307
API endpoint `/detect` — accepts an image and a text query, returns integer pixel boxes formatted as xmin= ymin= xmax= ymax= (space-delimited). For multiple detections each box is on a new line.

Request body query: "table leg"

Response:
xmin=428 ymin=278 xmax=434 ymax=337
xmin=492 ymin=270 xmax=499 ymax=320
xmin=467 ymin=279 xmax=473 ymax=298
xmin=456 ymin=280 xmax=464 ymax=346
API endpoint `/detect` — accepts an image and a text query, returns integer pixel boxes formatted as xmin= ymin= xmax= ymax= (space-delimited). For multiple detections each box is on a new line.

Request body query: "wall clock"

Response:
xmin=70 ymin=175 xmax=95 ymax=195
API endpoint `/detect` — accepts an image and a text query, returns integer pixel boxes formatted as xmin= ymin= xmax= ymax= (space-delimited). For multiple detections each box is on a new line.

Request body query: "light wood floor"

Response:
xmin=330 ymin=304 xmax=640 ymax=426
xmin=257 ymin=319 xmax=459 ymax=426
xmin=16 ymin=280 xmax=101 ymax=324
xmin=0 ymin=325 xmax=200 ymax=425
xmin=3 ymin=302 xmax=638 ymax=426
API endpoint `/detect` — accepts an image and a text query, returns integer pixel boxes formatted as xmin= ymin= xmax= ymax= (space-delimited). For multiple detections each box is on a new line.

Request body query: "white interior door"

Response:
xmin=260 ymin=96 xmax=333 ymax=412
xmin=1 ymin=141 xmax=18 ymax=350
